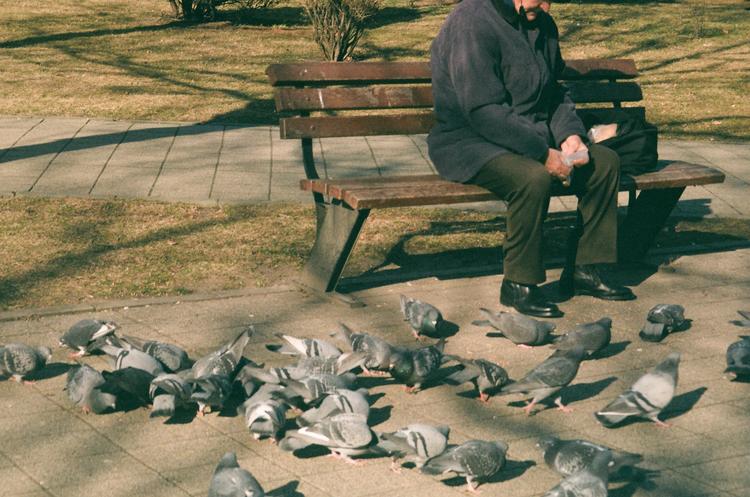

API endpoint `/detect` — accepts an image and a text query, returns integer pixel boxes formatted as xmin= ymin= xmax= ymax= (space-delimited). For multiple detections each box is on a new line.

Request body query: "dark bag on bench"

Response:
xmin=583 ymin=111 xmax=659 ymax=175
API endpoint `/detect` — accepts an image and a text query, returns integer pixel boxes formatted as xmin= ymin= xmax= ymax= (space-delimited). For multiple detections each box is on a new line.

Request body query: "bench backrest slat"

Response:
xmin=266 ymin=59 xmax=637 ymax=86
xmin=281 ymin=113 xmax=436 ymax=139
xmin=274 ymin=81 xmax=641 ymax=112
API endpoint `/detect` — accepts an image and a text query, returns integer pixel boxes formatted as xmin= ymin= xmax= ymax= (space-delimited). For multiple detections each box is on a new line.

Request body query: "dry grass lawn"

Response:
xmin=0 ymin=0 xmax=748 ymax=139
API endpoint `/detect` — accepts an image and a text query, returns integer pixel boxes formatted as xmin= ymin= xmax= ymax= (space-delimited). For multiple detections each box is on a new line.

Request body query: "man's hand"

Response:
xmin=560 ymin=135 xmax=589 ymax=167
xmin=545 ymin=149 xmax=573 ymax=182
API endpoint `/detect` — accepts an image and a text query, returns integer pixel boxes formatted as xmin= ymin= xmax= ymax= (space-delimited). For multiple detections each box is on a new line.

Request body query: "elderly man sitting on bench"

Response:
xmin=428 ymin=0 xmax=635 ymax=318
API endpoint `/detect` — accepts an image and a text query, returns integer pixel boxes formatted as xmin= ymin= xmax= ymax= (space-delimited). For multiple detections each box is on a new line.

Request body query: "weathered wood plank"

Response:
xmin=300 ymin=163 xmax=725 ymax=209
xmin=275 ymin=86 xmax=434 ymax=112
xmin=561 ymin=59 xmax=638 ymax=80
xmin=567 ymin=81 xmax=642 ymax=104
xmin=267 ymin=59 xmax=637 ymax=86
xmin=280 ymin=114 xmax=436 ymax=139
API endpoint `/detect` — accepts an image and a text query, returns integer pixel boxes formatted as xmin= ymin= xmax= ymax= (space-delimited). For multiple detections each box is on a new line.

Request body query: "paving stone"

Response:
xmin=0 ymin=466 xmax=46 ymax=494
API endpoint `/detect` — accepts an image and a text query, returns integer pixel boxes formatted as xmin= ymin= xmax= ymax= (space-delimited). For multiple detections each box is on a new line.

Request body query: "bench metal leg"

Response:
xmin=618 ymin=187 xmax=685 ymax=262
xmin=300 ymin=200 xmax=370 ymax=304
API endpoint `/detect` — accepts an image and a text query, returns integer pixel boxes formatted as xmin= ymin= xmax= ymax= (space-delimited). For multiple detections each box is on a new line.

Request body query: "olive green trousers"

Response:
xmin=467 ymin=144 xmax=620 ymax=285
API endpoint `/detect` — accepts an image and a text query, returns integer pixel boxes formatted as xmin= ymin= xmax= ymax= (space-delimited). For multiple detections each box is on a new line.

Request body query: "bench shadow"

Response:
xmin=340 ymin=213 xmax=750 ymax=294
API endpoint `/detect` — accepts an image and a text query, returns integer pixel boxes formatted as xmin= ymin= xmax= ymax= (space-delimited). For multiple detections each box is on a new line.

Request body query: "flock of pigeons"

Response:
xmin=1 ymin=298 xmax=750 ymax=496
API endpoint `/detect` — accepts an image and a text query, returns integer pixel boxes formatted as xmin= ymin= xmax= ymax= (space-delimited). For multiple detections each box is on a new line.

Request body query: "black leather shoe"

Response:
xmin=559 ymin=264 xmax=636 ymax=301
xmin=500 ymin=279 xmax=564 ymax=318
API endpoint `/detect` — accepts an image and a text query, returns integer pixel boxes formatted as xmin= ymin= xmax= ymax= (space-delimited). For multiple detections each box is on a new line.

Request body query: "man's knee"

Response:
xmin=590 ymin=144 xmax=620 ymax=179
xmin=517 ymin=166 xmax=553 ymax=198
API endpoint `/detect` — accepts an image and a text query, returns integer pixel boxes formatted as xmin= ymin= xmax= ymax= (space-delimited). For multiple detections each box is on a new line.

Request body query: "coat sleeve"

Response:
xmin=443 ymin=19 xmax=550 ymax=162
xmin=546 ymin=20 xmax=589 ymax=147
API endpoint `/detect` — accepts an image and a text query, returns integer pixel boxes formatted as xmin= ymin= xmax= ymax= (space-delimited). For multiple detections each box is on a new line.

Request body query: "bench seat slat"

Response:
xmin=300 ymin=162 xmax=725 ymax=210
xmin=266 ymin=59 xmax=638 ymax=86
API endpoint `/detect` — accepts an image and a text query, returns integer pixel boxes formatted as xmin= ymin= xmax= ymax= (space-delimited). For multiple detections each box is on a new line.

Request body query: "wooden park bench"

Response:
xmin=266 ymin=59 xmax=725 ymax=304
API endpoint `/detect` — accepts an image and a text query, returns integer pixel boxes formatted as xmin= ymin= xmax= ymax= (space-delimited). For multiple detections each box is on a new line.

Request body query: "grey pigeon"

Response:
xmin=542 ymin=449 xmax=611 ymax=497
xmin=240 ymin=384 xmax=289 ymax=441
xmin=497 ymin=346 xmax=585 ymax=415
xmin=266 ymin=333 xmax=341 ymax=358
xmin=0 ymin=343 xmax=51 ymax=383
xmin=595 ymin=352 xmax=680 ymax=428
xmin=421 ymin=440 xmax=508 ymax=492
xmin=149 ymin=373 xmax=193 ymax=418
xmin=552 ymin=317 xmax=612 ymax=356
xmin=297 ymin=388 xmax=370 ymax=427
xmin=58 ymin=319 xmax=118 ymax=357
xmin=98 ymin=342 xmax=164 ymax=376
xmin=236 ymin=364 xmax=299 ymax=386
xmin=377 ymin=423 xmax=450 ymax=469
xmin=639 ymin=304 xmax=687 ymax=342
xmin=389 ymin=339 xmax=446 ymax=393
xmin=473 ymin=308 xmax=555 ymax=347
xmin=444 ymin=356 xmax=509 ymax=402
xmin=65 ymin=364 xmax=117 ymax=414
xmin=401 ymin=295 xmax=444 ymax=339
xmin=120 ymin=335 xmax=191 ymax=373
xmin=189 ymin=374 xmax=233 ymax=415
xmin=537 ymin=435 xmax=643 ymax=477
xmin=191 ymin=326 xmax=253 ymax=379
xmin=272 ymin=373 xmax=358 ymax=405
xmin=208 ymin=452 xmax=264 ymax=497
xmin=725 ymin=336 xmax=750 ymax=380
xmin=290 ymin=352 xmax=367 ymax=377
xmin=730 ymin=310 xmax=750 ymax=328
xmin=332 ymin=323 xmax=397 ymax=374
xmin=279 ymin=413 xmax=377 ymax=463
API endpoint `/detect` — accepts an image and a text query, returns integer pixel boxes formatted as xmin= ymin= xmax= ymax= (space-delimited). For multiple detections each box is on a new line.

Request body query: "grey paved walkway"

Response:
xmin=1 ymin=248 xmax=749 ymax=497
xmin=1 ymin=116 xmax=750 ymax=217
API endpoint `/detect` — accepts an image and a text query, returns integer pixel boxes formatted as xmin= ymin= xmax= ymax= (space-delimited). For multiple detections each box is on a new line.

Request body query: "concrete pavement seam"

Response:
xmin=207 ymin=124 xmax=226 ymax=200
xmin=27 ymin=118 xmax=89 ymax=193
xmin=88 ymin=121 xmax=135 ymax=195
xmin=146 ymin=124 xmax=180 ymax=197
xmin=0 ymin=117 xmax=44 ymax=162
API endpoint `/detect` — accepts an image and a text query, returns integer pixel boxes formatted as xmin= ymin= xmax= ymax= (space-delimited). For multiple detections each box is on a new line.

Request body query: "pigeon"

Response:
xmin=542 ymin=449 xmax=611 ymax=497
xmin=332 ymin=323 xmax=398 ymax=374
xmin=730 ymin=310 xmax=750 ymax=328
xmin=377 ymin=423 xmax=450 ymax=469
xmin=100 ymin=368 xmax=155 ymax=408
xmin=65 ymin=364 xmax=117 ymax=414
xmin=537 ymin=436 xmax=643 ymax=477
xmin=595 ymin=352 xmax=680 ymax=428
xmin=0 ymin=343 xmax=51 ymax=383
xmin=639 ymin=304 xmax=687 ymax=342
xmin=473 ymin=308 xmax=555 ymax=347
xmin=291 ymin=352 xmax=367 ymax=377
xmin=296 ymin=388 xmax=370 ymax=427
xmin=189 ymin=374 xmax=234 ymax=415
xmin=401 ymin=295 xmax=444 ymax=339
xmin=389 ymin=339 xmax=446 ymax=393
xmin=725 ymin=336 xmax=750 ymax=380
xmin=552 ymin=317 xmax=612 ymax=356
xmin=421 ymin=439 xmax=508 ymax=492
xmin=443 ymin=356 xmax=509 ymax=402
xmin=266 ymin=333 xmax=341 ymax=358
xmin=272 ymin=373 xmax=358 ymax=405
xmin=279 ymin=413 xmax=377 ymax=464
xmin=240 ymin=384 xmax=290 ymax=441
xmin=191 ymin=326 xmax=253 ymax=379
xmin=497 ymin=346 xmax=585 ymax=415
xmin=208 ymin=452 xmax=265 ymax=497
xmin=149 ymin=373 xmax=193 ymax=418
xmin=120 ymin=335 xmax=191 ymax=373
xmin=58 ymin=319 xmax=118 ymax=357
xmin=98 ymin=342 xmax=164 ymax=376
